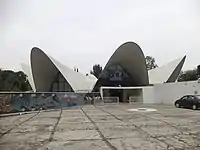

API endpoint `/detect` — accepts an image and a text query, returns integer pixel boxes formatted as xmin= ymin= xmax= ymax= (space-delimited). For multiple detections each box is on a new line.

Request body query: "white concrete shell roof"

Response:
xmin=148 ymin=56 xmax=186 ymax=84
xmin=22 ymin=42 xmax=186 ymax=92
xmin=93 ymin=42 xmax=149 ymax=89
xmin=31 ymin=47 xmax=97 ymax=92
xmin=20 ymin=63 xmax=36 ymax=92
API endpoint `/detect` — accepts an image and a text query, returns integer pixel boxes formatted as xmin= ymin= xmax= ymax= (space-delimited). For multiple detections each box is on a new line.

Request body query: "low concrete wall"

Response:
xmin=142 ymin=86 xmax=155 ymax=104
xmin=100 ymin=82 xmax=200 ymax=105
xmin=154 ymin=81 xmax=200 ymax=105
xmin=0 ymin=92 xmax=101 ymax=114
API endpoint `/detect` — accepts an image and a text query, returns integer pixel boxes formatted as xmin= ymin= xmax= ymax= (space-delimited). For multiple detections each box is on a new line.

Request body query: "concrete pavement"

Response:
xmin=1 ymin=104 xmax=200 ymax=150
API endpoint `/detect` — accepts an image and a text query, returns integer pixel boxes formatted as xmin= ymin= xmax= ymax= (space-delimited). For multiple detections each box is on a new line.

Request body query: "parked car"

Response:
xmin=175 ymin=95 xmax=200 ymax=110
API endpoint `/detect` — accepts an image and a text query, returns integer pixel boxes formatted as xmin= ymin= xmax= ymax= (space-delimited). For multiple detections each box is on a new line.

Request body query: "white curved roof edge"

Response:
xmin=93 ymin=42 xmax=149 ymax=90
xmin=104 ymin=42 xmax=148 ymax=84
xmin=20 ymin=63 xmax=36 ymax=92
xmin=45 ymin=54 xmax=97 ymax=92
xmin=166 ymin=56 xmax=186 ymax=83
xmin=86 ymin=74 xmax=97 ymax=80
xmin=148 ymin=56 xmax=186 ymax=84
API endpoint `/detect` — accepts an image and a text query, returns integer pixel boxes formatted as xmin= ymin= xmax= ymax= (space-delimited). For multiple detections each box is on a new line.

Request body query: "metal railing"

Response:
xmin=128 ymin=96 xmax=141 ymax=103
xmin=102 ymin=97 xmax=119 ymax=104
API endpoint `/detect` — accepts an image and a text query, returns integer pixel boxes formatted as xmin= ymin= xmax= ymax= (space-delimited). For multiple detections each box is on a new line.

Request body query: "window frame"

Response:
xmin=181 ymin=96 xmax=188 ymax=101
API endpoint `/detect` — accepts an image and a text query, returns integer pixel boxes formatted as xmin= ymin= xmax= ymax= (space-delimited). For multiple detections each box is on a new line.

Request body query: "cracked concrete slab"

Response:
xmin=11 ymin=124 xmax=54 ymax=133
xmin=88 ymin=115 xmax=122 ymax=123
xmin=0 ymin=132 xmax=50 ymax=150
xmin=100 ymin=129 xmax=142 ymax=139
xmin=1 ymin=104 xmax=200 ymax=150
xmin=108 ymin=137 xmax=168 ymax=150
xmin=60 ymin=116 xmax=90 ymax=123
xmin=53 ymin=130 xmax=101 ymax=141
xmin=0 ymin=114 xmax=35 ymax=132
xmin=56 ymin=122 xmax=95 ymax=131
xmin=38 ymin=140 xmax=110 ymax=150
xmin=141 ymin=125 xmax=181 ymax=137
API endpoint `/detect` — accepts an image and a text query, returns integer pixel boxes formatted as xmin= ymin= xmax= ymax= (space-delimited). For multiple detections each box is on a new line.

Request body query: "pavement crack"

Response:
xmin=95 ymin=106 xmax=175 ymax=149
xmin=120 ymin=140 xmax=128 ymax=150
xmin=48 ymin=109 xmax=62 ymax=142
xmin=81 ymin=107 xmax=118 ymax=150
xmin=94 ymin=106 xmax=123 ymax=121
xmin=1 ymin=111 xmax=40 ymax=137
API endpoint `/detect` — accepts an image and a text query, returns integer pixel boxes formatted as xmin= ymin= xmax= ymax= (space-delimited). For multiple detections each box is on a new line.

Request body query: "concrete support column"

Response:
xmin=100 ymin=87 xmax=103 ymax=99
xmin=123 ymin=90 xmax=127 ymax=102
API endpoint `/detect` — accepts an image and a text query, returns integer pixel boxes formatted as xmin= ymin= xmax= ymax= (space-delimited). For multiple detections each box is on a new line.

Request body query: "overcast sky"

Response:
xmin=1 ymin=0 xmax=200 ymax=74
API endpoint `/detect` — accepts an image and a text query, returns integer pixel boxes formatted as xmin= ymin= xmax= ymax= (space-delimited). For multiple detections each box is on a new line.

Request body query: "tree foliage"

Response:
xmin=90 ymin=64 xmax=102 ymax=78
xmin=0 ymin=69 xmax=31 ymax=91
xmin=178 ymin=69 xmax=198 ymax=82
xmin=145 ymin=56 xmax=158 ymax=70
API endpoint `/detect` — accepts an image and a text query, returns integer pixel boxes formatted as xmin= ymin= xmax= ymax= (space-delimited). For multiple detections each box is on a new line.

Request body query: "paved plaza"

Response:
xmin=1 ymin=104 xmax=200 ymax=150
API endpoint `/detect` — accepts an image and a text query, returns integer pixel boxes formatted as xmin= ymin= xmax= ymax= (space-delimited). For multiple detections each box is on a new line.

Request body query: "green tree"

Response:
xmin=0 ymin=70 xmax=31 ymax=91
xmin=145 ymin=56 xmax=158 ymax=70
xmin=178 ymin=69 xmax=198 ymax=82
xmin=90 ymin=64 xmax=102 ymax=78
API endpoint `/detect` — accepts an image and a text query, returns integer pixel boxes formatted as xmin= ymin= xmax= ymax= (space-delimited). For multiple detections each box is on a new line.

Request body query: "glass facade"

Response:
xmin=99 ymin=64 xmax=135 ymax=87
xmin=50 ymin=72 xmax=73 ymax=92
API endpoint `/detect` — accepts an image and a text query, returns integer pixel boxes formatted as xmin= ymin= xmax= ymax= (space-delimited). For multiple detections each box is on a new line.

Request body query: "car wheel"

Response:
xmin=192 ymin=104 xmax=197 ymax=110
xmin=175 ymin=103 xmax=180 ymax=108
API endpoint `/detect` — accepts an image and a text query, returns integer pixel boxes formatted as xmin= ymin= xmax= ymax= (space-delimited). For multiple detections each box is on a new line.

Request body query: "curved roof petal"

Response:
xmin=31 ymin=47 xmax=96 ymax=92
xmin=93 ymin=42 xmax=149 ymax=90
xmin=31 ymin=47 xmax=73 ymax=92
xmin=148 ymin=56 xmax=186 ymax=84
xmin=48 ymin=56 xmax=97 ymax=92
xmin=166 ymin=56 xmax=186 ymax=83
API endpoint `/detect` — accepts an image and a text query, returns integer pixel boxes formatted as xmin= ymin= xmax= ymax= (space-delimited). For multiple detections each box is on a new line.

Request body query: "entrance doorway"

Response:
xmin=109 ymin=89 xmax=123 ymax=102
xmin=100 ymin=87 xmax=143 ymax=103
xmin=123 ymin=89 xmax=143 ymax=103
